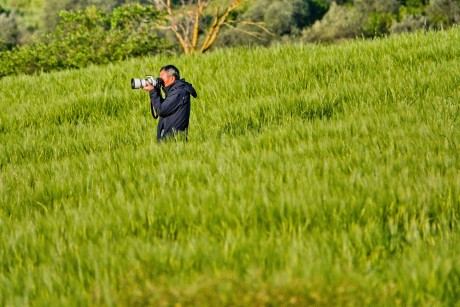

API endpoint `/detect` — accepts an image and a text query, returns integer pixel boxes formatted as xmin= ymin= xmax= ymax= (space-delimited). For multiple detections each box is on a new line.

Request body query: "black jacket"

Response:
xmin=149 ymin=79 xmax=197 ymax=140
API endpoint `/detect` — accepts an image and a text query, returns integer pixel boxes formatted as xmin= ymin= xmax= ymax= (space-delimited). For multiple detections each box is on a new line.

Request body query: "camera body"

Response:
xmin=131 ymin=76 xmax=164 ymax=89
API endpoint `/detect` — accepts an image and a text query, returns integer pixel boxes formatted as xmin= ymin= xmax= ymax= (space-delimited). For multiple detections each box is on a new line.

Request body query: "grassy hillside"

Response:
xmin=1 ymin=27 xmax=459 ymax=306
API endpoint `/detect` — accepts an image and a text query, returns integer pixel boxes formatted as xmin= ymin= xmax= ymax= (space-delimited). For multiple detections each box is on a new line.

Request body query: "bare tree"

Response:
xmin=152 ymin=0 xmax=244 ymax=55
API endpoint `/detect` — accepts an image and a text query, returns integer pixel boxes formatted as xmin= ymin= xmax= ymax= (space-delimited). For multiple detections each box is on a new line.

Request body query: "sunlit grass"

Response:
xmin=1 ymin=28 xmax=459 ymax=305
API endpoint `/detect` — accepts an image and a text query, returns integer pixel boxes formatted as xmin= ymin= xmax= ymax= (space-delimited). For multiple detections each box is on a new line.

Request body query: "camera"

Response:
xmin=131 ymin=76 xmax=164 ymax=89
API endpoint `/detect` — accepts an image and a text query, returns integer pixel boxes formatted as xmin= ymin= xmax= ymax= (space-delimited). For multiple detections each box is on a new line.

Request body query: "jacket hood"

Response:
xmin=169 ymin=79 xmax=197 ymax=98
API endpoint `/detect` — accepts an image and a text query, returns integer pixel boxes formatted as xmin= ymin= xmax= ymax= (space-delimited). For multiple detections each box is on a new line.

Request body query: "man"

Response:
xmin=143 ymin=65 xmax=197 ymax=141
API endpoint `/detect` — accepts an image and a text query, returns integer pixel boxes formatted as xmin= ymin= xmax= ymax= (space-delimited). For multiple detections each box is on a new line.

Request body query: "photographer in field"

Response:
xmin=142 ymin=65 xmax=197 ymax=141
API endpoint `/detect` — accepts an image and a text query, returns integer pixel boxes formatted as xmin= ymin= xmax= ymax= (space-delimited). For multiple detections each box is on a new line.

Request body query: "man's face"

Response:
xmin=160 ymin=70 xmax=175 ymax=87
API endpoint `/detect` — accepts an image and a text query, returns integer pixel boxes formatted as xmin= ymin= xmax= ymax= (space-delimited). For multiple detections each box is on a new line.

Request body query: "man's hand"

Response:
xmin=143 ymin=82 xmax=154 ymax=92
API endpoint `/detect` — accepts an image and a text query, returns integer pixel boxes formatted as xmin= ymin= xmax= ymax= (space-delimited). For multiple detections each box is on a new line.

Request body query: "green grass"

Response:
xmin=1 ymin=27 xmax=459 ymax=306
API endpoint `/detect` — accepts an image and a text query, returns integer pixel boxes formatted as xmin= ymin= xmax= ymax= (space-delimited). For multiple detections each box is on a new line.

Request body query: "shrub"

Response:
xmin=0 ymin=7 xmax=20 ymax=51
xmin=302 ymin=2 xmax=364 ymax=42
xmin=0 ymin=3 xmax=170 ymax=77
xmin=364 ymin=12 xmax=394 ymax=37
xmin=390 ymin=14 xmax=427 ymax=33
xmin=215 ymin=0 xmax=329 ymax=48
xmin=424 ymin=0 xmax=460 ymax=29
xmin=302 ymin=0 xmax=399 ymax=42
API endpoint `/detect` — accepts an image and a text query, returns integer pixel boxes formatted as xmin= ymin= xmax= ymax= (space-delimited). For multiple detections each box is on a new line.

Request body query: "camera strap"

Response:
xmin=150 ymin=102 xmax=158 ymax=119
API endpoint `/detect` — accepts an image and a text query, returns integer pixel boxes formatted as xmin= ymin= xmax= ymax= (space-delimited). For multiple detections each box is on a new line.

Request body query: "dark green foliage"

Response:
xmin=303 ymin=0 xmax=401 ymax=41
xmin=364 ymin=12 xmax=395 ymax=37
xmin=219 ymin=0 xmax=459 ymax=46
xmin=216 ymin=0 xmax=329 ymax=47
xmin=2 ymin=0 xmax=460 ymax=70
xmin=264 ymin=0 xmax=295 ymax=35
xmin=0 ymin=6 xmax=20 ymax=51
xmin=0 ymin=4 xmax=170 ymax=77
xmin=41 ymin=0 xmax=153 ymax=32
xmin=424 ymin=0 xmax=460 ymax=29
xmin=291 ymin=0 xmax=311 ymax=29
xmin=398 ymin=0 xmax=430 ymax=9
xmin=308 ymin=0 xmax=329 ymax=24
xmin=261 ymin=0 xmax=329 ymax=34
xmin=390 ymin=14 xmax=427 ymax=33
xmin=302 ymin=2 xmax=364 ymax=42
xmin=301 ymin=0 xmax=459 ymax=42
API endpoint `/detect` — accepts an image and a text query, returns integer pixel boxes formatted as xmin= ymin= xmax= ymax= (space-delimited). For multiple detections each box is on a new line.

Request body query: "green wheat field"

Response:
xmin=1 ymin=27 xmax=459 ymax=306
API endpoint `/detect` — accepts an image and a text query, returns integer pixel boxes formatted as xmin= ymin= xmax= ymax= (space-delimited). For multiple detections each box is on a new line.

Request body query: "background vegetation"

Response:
xmin=0 ymin=3 xmax=171 ymax=76
xmin=1 ymin=27 xmax=459 ymax=305
xmin=1 ymin=0 xmax=460 ymax=77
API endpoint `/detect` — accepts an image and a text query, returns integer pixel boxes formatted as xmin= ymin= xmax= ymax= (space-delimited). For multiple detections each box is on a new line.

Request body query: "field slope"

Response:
xmin=1 ymin=27 xmax=459 ymax=306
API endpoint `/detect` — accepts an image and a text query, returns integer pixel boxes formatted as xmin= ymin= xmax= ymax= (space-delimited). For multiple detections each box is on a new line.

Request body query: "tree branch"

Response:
xmin=200 ymin=0 xmax=243 ymax=53
xmin=166 ymin=0 xmax=190 ymax=54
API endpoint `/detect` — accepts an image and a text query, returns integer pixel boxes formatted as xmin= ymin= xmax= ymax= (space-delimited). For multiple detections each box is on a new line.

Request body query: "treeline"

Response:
xmin=0 ymin=4 xmax=170 ymax=77
xmin=1 ymin=0 xmax=459 ymax=77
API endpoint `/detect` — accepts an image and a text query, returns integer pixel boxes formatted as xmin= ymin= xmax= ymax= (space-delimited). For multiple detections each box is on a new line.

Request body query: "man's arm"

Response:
xmin=151 ymin=91 xmax=184 ymax=118
xmin=146 ymin=85 xmax=162 ymax=119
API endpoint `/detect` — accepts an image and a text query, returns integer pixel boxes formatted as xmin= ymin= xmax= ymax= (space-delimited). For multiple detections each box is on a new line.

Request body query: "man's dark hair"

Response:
xmin=161 ymin=65 xmax=180 ymax=80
